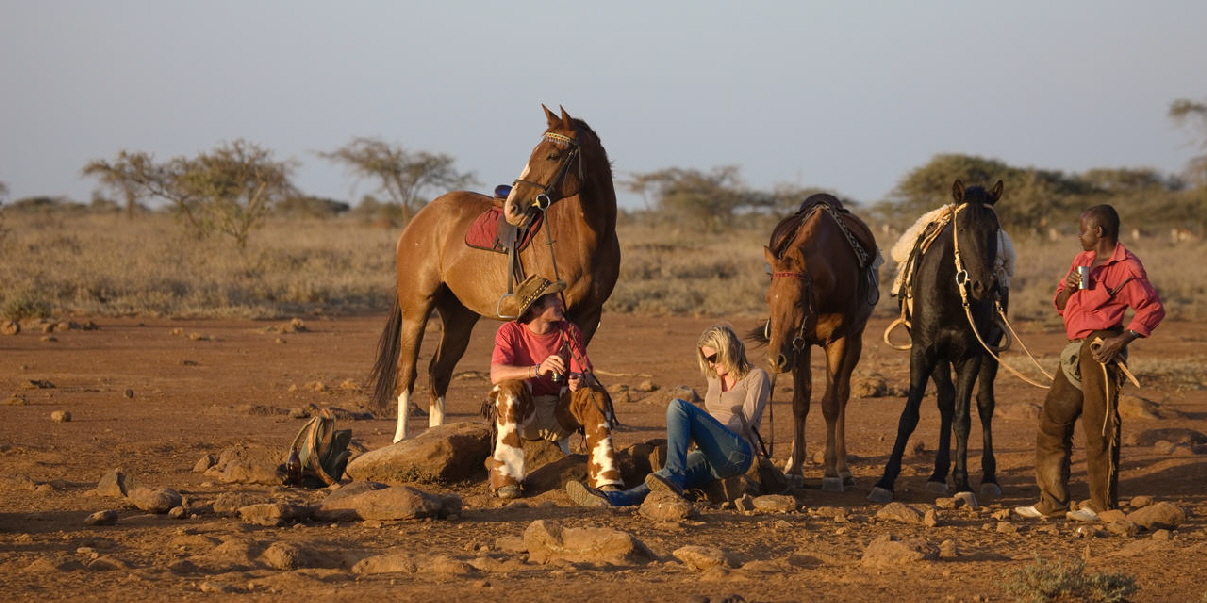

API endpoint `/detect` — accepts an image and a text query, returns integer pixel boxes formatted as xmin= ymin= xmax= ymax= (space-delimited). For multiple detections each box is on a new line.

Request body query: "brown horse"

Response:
xmin=369 ymin=106 xmax=620 ymax=442
xmin=752 ymin=195 xmax=879 ymax=491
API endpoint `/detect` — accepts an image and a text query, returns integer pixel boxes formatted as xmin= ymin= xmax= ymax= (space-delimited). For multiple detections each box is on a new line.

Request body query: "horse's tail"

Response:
xmin=745 ymin=321 xmax=770 ymax=348
xmin=367 ymin=298 xmax=402 ymax=413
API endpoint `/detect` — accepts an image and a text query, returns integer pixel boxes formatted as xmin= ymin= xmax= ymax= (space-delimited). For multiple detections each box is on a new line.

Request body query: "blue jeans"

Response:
xmin=603 ymin=398 xmax=753 ymax=506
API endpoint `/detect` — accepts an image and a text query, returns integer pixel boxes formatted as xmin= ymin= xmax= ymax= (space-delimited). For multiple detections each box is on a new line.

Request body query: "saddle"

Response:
xmin=465 ymin=185 xmax=544 ymax=254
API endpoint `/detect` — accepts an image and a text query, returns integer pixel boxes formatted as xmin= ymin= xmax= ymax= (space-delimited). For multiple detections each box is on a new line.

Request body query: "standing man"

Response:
xmin=1015 ymin=205 xmax=1164 ymax=522
xmin=486 ymin=275 xmax=623 ymax=499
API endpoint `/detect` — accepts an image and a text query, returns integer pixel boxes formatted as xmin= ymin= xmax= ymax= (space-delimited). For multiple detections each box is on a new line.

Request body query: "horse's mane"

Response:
xmin=569 ymin=118 xmax=614 ymax=180
xmin=768 ymin=193 xmax=843 ymax=257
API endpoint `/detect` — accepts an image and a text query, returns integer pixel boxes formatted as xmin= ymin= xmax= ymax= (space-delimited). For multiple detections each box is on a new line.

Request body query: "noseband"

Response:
xmin=512 ymin=131 xmax=584 ymax=211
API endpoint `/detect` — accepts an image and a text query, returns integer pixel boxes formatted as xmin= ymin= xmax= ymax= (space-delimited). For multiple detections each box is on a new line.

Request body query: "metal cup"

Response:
xmin=550 ymin=371 xmax=563 ymax=384
xmin=1076 ymin=265 xmax=1090 ymax=290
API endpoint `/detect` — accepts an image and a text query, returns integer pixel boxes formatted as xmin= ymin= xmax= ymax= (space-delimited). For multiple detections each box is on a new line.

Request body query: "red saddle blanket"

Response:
xmin=465 ymin=206 xmax=543 ymax=253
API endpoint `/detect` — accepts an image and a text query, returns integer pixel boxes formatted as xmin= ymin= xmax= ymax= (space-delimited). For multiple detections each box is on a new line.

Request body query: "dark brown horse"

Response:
xmin=369 ymin=106 xmax=620 ymax=442
xmin=752 ymin=195 xmax=879 ymax=491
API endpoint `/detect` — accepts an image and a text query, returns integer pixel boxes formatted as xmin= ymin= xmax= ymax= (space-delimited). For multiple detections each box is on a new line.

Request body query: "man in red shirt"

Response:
xmin=486 ymin=275 xmax=623 ymax=499
xmin=1015 ymin=205 xmax=1165 ymax=522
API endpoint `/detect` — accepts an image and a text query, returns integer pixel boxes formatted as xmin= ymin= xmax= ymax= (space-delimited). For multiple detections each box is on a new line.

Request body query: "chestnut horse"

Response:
xmin=868 ymin=180 xmax=1007 ymax=504
xmin=752 ymin=194 xmax=879 ymax=491
xmin=369 ymin=106 xmax=620 ymax=442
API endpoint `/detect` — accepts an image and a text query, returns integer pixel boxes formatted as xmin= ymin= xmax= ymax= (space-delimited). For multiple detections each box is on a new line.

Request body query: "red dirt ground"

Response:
xmin=2 ymin=314 xmax=1205 ymax=602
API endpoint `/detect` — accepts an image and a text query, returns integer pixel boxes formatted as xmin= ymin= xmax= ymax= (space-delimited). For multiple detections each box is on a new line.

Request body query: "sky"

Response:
xmin=2 ymin=1 xmax=1205 ymax=210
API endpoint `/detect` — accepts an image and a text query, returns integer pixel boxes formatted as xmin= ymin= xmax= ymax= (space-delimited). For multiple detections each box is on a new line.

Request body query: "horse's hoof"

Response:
xmin=925 ymin=480 xmax=950 ymax=494
xmin=955 ymin=491 xmax=978 ymax=509
xmin=979 ymin=482 xmax=1002 ymax=499
xmin=785 ymin=473 xmax=806 ymax=489
xmin=843 ymin=475 xmax=857 ymax=487
xmin=868 ymin=487 xmax=893 ymax=504
xmin=821 ymin=477 xmax=845 ymax=492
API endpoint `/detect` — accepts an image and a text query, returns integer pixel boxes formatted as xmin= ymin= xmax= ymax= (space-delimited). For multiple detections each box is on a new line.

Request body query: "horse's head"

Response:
xmin=950 ymin=179 xmax=1004 ymax=301
xmin=762 ymin=240 xmax=813 ymax=374
xmin=503 ymin=105 xmax=593 ymax=227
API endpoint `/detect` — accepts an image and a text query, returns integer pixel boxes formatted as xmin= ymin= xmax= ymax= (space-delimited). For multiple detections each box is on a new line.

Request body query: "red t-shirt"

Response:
xmin=492 ymin=321 xmax=592 ymax=396
xmin=1054 ymin=243 xmax=1164 ymax=340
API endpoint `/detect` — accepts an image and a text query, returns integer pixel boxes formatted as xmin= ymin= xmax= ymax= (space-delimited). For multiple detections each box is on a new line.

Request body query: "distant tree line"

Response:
xmin=2 ymin=97 xmax=1202 ymax=246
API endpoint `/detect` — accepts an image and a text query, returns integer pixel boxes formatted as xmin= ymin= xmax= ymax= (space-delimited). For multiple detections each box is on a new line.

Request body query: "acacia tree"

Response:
xmin=318 ymin=137 xmax=477 ymax=224
xmin=82 ymin=140 xmax=295 ymax=247
xmin=625 ymin=166 xmax=752 ymax=232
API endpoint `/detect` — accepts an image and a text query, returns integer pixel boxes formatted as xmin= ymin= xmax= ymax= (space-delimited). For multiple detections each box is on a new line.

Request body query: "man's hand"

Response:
xmin=1092 ymin=334 xmax=1130 ymax=364
xmin=567 ymin=373 xmax=582 ymax=392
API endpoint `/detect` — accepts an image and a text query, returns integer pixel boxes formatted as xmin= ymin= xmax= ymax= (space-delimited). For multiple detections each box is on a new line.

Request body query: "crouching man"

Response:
xmin=486 ymin=275 xmax=623 ymax=499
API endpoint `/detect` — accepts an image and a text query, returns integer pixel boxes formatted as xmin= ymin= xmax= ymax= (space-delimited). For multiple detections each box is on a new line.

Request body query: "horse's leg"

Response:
xmin=976 ymin=354 xmax=1002 ymax=499
xmin=869 ymin=346 xmax=935 ymax=503
xmin=782 ymin=346 xmax=812 ymax=488
xmin=820 ymin=336 xmax=859 ymax=491
xmin=391 ymin=297 xmax=432 ymax=442
xmin=927 ymin=359 xmax=955 ymax=494
xmin=428 ymin=292 xmax=481 ymax=428
xmin=949 ymin=356 xmax=982 ymax=498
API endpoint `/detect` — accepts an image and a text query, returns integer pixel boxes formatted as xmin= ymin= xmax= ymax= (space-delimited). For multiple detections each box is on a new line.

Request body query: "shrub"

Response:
xmin=1004 ymin=556 xmax=1137 ymax=603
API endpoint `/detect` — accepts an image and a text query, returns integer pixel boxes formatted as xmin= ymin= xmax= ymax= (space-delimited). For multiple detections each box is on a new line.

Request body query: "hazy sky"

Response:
xmin=2 ymin=1 xmax=1204 ymax=210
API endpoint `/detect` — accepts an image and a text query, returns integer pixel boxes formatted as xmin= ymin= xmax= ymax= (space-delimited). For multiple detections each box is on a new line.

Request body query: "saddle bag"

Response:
xmin=287 ymin=408 xmax=352 ymax=488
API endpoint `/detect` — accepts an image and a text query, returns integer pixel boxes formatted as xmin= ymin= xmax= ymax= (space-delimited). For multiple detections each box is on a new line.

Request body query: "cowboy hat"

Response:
xmin=499 ymin=275 xmax=566 ymax=320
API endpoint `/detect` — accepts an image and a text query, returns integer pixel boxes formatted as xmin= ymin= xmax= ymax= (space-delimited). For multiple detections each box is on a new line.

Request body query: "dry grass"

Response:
xmin=1 ymin=212 xmax=1203 ymax=326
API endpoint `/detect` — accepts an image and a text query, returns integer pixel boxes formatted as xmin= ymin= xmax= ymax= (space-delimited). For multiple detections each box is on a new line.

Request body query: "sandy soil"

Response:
xmin=2 ymin=314 xmax=1205 ymax=603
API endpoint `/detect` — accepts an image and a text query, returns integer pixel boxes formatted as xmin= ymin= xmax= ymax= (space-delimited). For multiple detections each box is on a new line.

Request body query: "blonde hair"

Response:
xmin=696 ymin=323 xmax=752 ymax=379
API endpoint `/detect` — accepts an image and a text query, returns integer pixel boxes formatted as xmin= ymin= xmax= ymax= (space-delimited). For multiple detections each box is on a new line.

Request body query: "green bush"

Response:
xmin=1004 ymin=556 xmax=1137 ymax=603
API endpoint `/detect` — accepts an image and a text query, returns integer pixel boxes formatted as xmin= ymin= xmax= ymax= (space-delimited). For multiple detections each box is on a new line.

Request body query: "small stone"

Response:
xmin=84 ymin=510 xmax=119 ymax=526
xmin=50 ymin=410 xmax=72 ymax=423
xmin=123 ymin=389 xmax=134 ymax=399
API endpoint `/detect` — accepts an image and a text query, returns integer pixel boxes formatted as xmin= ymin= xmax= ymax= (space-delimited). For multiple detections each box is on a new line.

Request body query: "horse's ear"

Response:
xmin=764 ymin=245 xmax=778 ymax=266
xmin=559 ymin=106 xmax=573 ymax=128
xmin=543 ymin=104 xmax=559 ymax=128
xmin=951 ymin=180 xmax=966 ymax=202
xmin=988 ymin=180 xmax=1004 ymax=203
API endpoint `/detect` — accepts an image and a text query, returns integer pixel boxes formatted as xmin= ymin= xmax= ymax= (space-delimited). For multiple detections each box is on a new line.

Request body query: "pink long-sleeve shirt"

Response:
xmin=1054 ymin=243 xmax=1164 ymax=340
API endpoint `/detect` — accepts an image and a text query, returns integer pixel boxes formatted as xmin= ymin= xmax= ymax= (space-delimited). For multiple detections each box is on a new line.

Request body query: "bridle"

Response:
xmin=512 ymin=130 xmax=584 ymax=213
xmin=767 ymin=271 xmax=813 ymax=352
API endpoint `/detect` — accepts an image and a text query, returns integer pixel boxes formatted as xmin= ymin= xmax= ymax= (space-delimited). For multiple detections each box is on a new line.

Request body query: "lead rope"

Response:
xmin=950 ymin=204 xmax=1054 ymax=389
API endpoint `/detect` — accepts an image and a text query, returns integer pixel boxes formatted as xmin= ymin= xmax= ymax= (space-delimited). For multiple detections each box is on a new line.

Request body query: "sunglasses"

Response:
xmin=704 ymin=353 xmax=719 ymax=364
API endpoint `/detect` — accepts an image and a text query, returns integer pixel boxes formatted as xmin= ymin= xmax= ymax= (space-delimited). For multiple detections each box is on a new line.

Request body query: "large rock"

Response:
xmin=1126 ymin=502 xmax=1186 ymax=531
xmin=205 ymin=444 xmax=285 ymax=486
xmin=126 ymin=488 xmax=182 ymax=514
xmin=860 ymin=534 xmax=938 ymax=567
xmin=523 ymin=520 xmax=655 ymax=566
xmin=638 ymin=490 xmax=694 ymax=522
xmin=237 ymin=503 xmax=311 ymax=526
xmin=94 ymin=469 xmax=134 ymax=497
xmin=313 ymin=481 xmax=461 ymax=522
xmin=345 ymin=422 xmax=491 ymax=485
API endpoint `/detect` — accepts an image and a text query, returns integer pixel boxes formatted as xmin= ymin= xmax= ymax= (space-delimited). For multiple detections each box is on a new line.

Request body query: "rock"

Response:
xmin=751 ymin=494 xmax=797 ymax=513
xmin=345 ymin=422 xmax=491 ymax=485
xmin=205 ymin=443 xmax=286 ymax=486
xmin=50 ymin=410 xmax=71 ymax=423
xmin=1127 ymin=502 xmax=1186 ymax=530
xmin=811 ymin=506 xmax=849 ymax=520
xmin=860 ymin=534 xmax=938 ymax=567
xmin=674 ymin=545 xmax=734 ymax=571
xmin=212 ymin=491 xmax=272 ymax=514
xmin=257 ymin=541 xmax=336 ymax=571
xmin=1 ymin=320 xmax=19 ymax=335
xmin=1129 ymin=495 xmax=1155 ymax=508
xmin=314 ymin=481 xmax=461 ymax=522
xmin=193 ymin=455 xmax=216 ymax=473
xmin=6 ymin=394 xmax=29 ymax=406
xmin=236 ymin=503 xmax=311 ymax=526
xmin=523 ymin=454 xmax=590 ymax=495
xmin=1104 ymin=519 xmax=1140 ymax=537
xmin=1098 ymin=509 xmax=1128 ymax=523
xmin=635 ymin=380 xmax=659 ymax=393
xmin=126 ymin=488 xmax=183 ymax=514
xmin=1128 ymin=427 xmax=1206 ymax=447
xmin=638 ymin=490 xmax=693 ymax=522
xmin=94 ymin=469 xmax=133 ymax=497
xmin=938 ymin=539 xmax=958 ymax=558
xmin=84 ymin=510 xmax=119 ymax=526
xmin=523 ymin=520 xmax=655 ymax=566
xmin=851 ymin=373 xmax=896 ymax=398
xmin=352 ymin=554 xmax=419 ymax=574
xmin=875 ymin=502 xmax=924 ymax=524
